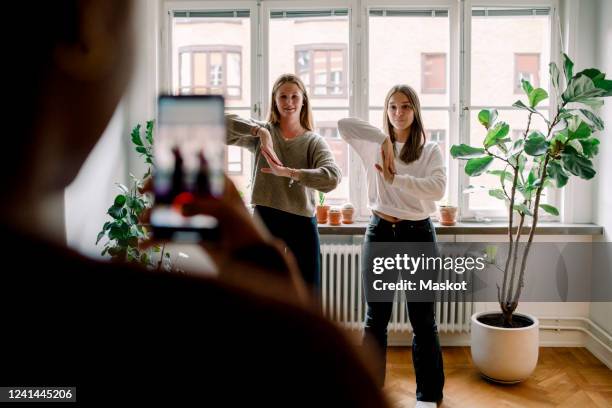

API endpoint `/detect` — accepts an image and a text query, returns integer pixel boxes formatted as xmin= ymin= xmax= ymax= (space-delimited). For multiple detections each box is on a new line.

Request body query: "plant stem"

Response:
xmin=511 ymin=104 xmax=562 ymax=305
xmin=157 ymin=244 xmax=166 ymax=272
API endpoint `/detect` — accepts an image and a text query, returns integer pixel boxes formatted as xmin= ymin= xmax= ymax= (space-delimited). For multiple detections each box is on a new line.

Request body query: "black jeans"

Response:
xmin=254 ymin=206 xmax=321 ymax=288
xmin=362 ymin=214 xmax=445 ymax=402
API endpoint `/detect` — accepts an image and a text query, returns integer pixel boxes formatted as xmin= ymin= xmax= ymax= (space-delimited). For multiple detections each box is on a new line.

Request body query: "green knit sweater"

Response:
xmin=226 ymin=115 xmax=341 ymax=217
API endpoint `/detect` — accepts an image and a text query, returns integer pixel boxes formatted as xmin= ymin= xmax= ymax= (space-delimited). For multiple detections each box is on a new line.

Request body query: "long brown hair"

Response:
xmin=383 ymin=85 xmax=427 ymax=164
xmin=267 ymin=74 xmax=314 ymax=131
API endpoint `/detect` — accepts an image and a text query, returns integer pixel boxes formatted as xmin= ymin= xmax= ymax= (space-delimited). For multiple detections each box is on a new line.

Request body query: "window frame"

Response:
xmin=514 ymin=52 xmax=541 ymax=94
xmin=461 ymin=0 xmax=560 ymax=221
xmin=421 ymin=52 xmax=448 ymax=94
xmin=178 ymin=45 xmax=243 ymax=99
xmin=226 ymin=145 xmax=244 ymax=175
xmin=161 ymin=0 xmax=564 ymax=223
xmin=295 ymin=43 xmax=349 ymax=99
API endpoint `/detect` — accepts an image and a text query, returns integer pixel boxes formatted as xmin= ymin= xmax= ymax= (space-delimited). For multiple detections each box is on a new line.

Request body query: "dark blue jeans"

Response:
xmin=362 ymin=215 xmax=444 ymax=402
xmin=254 ymin=206 xmax=321 ymax=289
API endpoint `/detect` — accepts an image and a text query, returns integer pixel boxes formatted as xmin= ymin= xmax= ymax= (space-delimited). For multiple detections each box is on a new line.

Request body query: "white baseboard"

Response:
xmin=380 ymin=317 xmax=612 ymax=369
xmin=585 ymin=336 xmax=612 ymax=369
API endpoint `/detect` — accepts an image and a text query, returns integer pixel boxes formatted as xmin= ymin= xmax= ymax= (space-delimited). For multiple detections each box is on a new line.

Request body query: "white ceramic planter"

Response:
xmin=470 ymin=311 xmax=539 ymax=384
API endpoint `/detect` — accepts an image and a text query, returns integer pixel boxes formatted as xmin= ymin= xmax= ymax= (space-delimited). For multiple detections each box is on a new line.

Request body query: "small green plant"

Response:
xmin=318 ymin=191 xmax=326 ymax=206
xmin=450 ymin=53 xmax=611 ymax=326
xmin=96 ymin=120 xmax=183 ymax=272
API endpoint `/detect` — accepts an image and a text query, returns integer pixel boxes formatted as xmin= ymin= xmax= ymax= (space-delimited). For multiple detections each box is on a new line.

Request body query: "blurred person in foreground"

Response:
xmin=0 ymin=1 xmax=389 ymax=406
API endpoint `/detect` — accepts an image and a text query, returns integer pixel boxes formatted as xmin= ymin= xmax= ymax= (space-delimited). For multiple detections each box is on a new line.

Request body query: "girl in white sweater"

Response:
xmin=338 ymin=85 xmax=446 ymax=408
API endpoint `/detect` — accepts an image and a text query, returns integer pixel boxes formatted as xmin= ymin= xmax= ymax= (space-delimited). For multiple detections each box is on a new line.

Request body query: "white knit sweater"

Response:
xmin=338 ymin=117 xmax=446 ymax=221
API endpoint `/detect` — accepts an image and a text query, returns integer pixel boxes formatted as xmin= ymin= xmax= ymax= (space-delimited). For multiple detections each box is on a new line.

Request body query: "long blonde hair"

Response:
xmin=383 ymin=85 xmax=427 ymax=164
xmin=267 ymin=74 xmax=314 ymax=131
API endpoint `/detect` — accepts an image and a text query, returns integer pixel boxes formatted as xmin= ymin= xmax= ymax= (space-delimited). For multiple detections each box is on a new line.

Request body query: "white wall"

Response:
xmin=64 ymin=106 xmax=127 ymax=258
xmin=590 ymin=0 xmax=612 ymax=336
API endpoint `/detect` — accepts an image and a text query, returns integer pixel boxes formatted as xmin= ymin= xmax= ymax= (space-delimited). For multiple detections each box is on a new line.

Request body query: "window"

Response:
xmin=170 ymin=10 xmax=252 ymax=201
xmin=427 ymin=129 xmax=447 ymax=163
xmin=164 ymin=2 xmax=560 ymax=221
xmin=226 ymin=145 xmax=243 ymax=175
xmin=178 ymin=46 xmax=242 ymax=98
xmin=295 ymin=45 xmax=347 ymax=98
xmin=316 ymin=122 xmax=348 ymax=176
xmin=422 ymin=53 xmax=447 ymax=94
xmin=468 ymin=7 xmax=552 ymax=216
xmin=269 ymin=9 xmax=350 ymax=206
xmin=514 ymin=53 xmax=540 ymax=93
xmin=369 ymin=9 xmax=452 ymax=212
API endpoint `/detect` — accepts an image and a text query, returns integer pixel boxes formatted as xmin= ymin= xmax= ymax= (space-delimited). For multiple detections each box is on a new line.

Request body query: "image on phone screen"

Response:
xmin=152 ymin=95 xmax=225 ymax=239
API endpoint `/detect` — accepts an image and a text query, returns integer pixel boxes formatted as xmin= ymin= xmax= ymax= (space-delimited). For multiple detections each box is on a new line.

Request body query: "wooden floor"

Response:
xmin=384 ymin=347 xmax=612 ymax=408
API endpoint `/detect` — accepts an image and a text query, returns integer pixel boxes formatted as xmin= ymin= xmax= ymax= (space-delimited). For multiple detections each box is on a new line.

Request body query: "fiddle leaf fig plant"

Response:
xmin=451 ymin=54 xmax=611 ymax=327
xmin=96 ymin=120 xmax=185 ymax=272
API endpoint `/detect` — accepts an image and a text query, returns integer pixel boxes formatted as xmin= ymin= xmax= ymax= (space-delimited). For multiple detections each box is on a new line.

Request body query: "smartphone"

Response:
xmin=151 ymin=95 xmax=225 ymax=241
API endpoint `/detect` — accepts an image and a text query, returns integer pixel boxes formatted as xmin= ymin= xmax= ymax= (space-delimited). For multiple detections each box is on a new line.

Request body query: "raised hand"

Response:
xmin=381 ymin=137 xmax=396 ymax=176
xmin=257 ymin=127 xmax=283 ymax=168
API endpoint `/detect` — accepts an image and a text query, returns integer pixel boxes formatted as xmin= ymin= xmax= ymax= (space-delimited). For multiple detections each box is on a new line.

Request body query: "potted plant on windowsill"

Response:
xmin=450 ymin=54 xmax=611 ymax=383
xmin=316 ymin=191 xmax=330 ymax=224
xmin=438 ymin=202 xmax=458 ymax=226
xmin=96 ymin=120 xmax=185 ymax=272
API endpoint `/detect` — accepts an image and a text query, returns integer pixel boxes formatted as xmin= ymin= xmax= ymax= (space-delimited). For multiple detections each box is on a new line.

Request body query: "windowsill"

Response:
xmin=318 ymin=221 xmax=603 ymax=236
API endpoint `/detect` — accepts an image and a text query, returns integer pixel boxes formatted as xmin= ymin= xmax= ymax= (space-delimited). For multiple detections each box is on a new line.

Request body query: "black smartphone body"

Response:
xmin=151 ymin=95 xmax=225 ymax=241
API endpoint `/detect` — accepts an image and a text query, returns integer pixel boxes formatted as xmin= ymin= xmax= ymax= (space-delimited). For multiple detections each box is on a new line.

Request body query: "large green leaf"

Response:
xmin=567 ymin=139 xmax=584 ymax=155
xmin=513 ymin=204 xmax=533 ymax=216
xmin=539 ymin=204 xmax=559 ymax=216
xmin=578 ymin=98 xmax=605 ymax=110
xmin=114 ymin=194 xmax=127 ymax=207
xmin=575 ymin=68 xmax=604 ymax=81
xmin=465 ymin=156 xmax=494 ymax=176
xmin=563 ymin=75 xmax=605 ymax=102
xmin=576 ymin=68 xmax=612 ymax=96
xmin=488 ymin=189 xmax=507 ymax=201
xmin=563 ymin=53 xmax=574 ymax=84
xmin=551 ymin=128 xmax=569 ymax=145
xmin=478 ymin=109 xmax=498 ymax=129
xmin=521 ymin=79 xmax=534 ymax=96
xmin=450 ymin=144 xmax=486 ymax=159
xmin=547 ymin=161 xmax=569 ymax=188
xmin=483 ymin=122 xmax=510 ymax=148
xmin=130 ymin=124 xmax=143 ymax=147
xmin=567 ymin=119 xmax=592 ymax=140
xmin=594 ymin=78 xmax=612 ymax=97
xmin=512 ymin=100 xmax=536 ymax=113
xmin=579 ymin=138 xmax=600 ymax=158
xmin=529 ymin=88 xmax=548 ymax=108
xmin=524 ymin=131 xmax=548 ymax=156
xmin=145 ymin=120 xmax=154 ymax=145
xmin=561 ymin=147 xmax=596 ymax=179
xmin=550 ymin=62 xmax=561 ymax=91
xmin=580 ymin=109 xmax=604 ymax=131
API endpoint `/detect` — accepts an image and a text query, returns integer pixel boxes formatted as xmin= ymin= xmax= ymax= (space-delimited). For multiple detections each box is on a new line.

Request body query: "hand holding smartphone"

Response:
xmin=151 ymin=95 xmax=225 ymax=241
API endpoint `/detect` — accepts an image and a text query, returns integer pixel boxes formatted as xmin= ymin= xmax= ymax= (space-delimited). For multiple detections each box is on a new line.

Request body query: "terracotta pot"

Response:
xmin=341 ymin=208 xmax=354 ymax=224
xmin=316 ymin=205 xmax=330 ymax=224
xmin=341 ymin=203 xmax=355 ymax=224
xmin=439 ymin=206 xmax=458 ymax=226
xmin=328 ymin=208 xmax=342 ymax=226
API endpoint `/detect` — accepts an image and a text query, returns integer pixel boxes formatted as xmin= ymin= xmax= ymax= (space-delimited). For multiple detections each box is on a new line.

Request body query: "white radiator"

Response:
xmin=320 ymin=244 xmax=473 ymax=333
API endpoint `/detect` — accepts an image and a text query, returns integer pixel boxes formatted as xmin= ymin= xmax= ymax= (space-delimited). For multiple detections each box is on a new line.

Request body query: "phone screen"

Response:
xmin=152 ymin=95 xmax=225 ymax=240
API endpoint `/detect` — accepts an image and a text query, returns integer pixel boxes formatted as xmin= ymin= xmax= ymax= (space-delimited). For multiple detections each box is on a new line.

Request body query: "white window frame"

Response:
xmin=161 ymin=1 xmax=260 ymax=118
xmin=359 ymin=0 xmax=460 ymax=220
xmin=160 ymin=0 xmax=564 ymax=223
xmin=461 ymin=0 xmax=561 ymax=221
xmin=262 ymin=0 xmax=359 ymax=212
